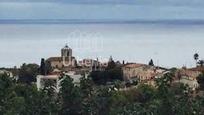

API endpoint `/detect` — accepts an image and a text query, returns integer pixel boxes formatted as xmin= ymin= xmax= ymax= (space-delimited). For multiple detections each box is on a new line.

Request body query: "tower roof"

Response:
xmin=62 ymin=44 xmax=70 ymax=49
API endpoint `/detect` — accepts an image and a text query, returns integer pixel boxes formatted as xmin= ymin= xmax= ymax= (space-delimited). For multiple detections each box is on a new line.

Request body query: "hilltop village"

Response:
xmin=1 ymin=44 xmax=204 ymax=92
xmin=1 ymin=44 xmax=204 ymax=114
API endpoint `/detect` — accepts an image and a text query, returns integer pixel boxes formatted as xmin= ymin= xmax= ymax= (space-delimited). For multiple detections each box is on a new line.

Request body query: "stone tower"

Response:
xmin=61 ymin=44 xmax=72 ymax=57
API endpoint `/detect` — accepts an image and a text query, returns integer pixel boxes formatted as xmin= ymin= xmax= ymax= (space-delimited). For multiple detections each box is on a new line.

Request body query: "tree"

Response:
xmin=59 ymin=75 xmax=82 ymax=115
xmin=18 ymin=63 xmax=39 ymax=84
xmin=197 ymin=60 xmax=204 ymax=67
xmin=90 ymin=67 xmax=123 ymax=85
xmin=45 ymin=60 xmax=53 ymax=75
xmin=41 ymin=79 xmax=59 ymax=114
xmin=40 ymin=58 xmax=46 ymax=75
xmin=197 ymin=73 xmax=204 ymax=90
xmin=40 ymin=58 xmax=53 ymax=75
xmin=80 ymin=77 xmax=97 ymax=115
xmin=148 ymin=59 xmax=154 ymax=66
xmin=0 ymin=74 xmax=25 ymax=114
xmin=194 ymin=53 xmax=199 ymax=65
xmin=1 ymin=66 xmax=204 ymax=115
xmin=106 ymin=56 xmax=116 ymax=70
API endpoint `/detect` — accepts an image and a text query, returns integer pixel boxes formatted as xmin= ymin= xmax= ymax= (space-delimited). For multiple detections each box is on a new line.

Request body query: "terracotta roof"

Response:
xmin=122 ymin=63 xmax=146 ymax=68
xmin=47 ymin=56 xmax=75 ymax=62
xmin=176 ymin=69 xmax=201 ymax=79
xmin=188 ymin=66 xmax=204 ymax=72
xmin=38 ymin=75 xmax=60 ymax=80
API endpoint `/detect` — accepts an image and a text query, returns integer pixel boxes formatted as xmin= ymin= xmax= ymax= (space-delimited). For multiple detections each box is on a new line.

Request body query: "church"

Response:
xmin=47 ymin=44 xmax=77 ymax=70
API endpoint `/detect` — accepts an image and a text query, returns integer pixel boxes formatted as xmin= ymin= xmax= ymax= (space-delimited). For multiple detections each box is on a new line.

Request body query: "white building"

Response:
xmin=174 ymin=76 xmax=199 ymax=91
xmin=174 ymin=68 xmax=201 ymax=91
xmin=36 ymin=72 xmax=84 ymax=92
xmin=122 ymin=63 xmax=166 ymax=81
xmin=78 ymin=59 xmax=97 ymax=67
xmin=0 ymin=69 xmax=13 ymax=77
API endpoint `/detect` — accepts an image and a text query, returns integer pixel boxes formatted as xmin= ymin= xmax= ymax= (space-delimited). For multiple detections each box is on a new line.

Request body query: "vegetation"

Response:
xmin=40 ymin=58 xmax=53 ymax=75
xmin=89 ymin=67 xmax=123 ymax=85
xmin=18 ymin=63 xmax=39 ymax=84
xmin=197 ymin=60 xmax=204 ymax=67
xmin=194 ymin=53 xmax=199 ymax=63
xmin=148 ymin=59 xmax=154 ymax=66
xmin=1 ymin=72 xmax=204 ymax=115
xmin=193 ymin=53 xmax=204 ymax=67
xmin=197 ymin=73 xmax=204 ymax=90
xmin=89 ymin=58 xmax=123 ymax=85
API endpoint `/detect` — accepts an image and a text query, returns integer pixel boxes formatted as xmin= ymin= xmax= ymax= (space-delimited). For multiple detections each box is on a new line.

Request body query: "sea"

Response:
xmin=0 ymin=20 xmax=204 ymax=68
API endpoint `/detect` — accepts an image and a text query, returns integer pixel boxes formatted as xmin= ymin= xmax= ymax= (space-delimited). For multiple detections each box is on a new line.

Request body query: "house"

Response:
xmin=122 ymin=63 xmax=166 ymax=81
xmin=174 ymin=68 xmax=201 ymax=90
xmin=122 ymin=63 xmax=167 ymax=85
xmin=0 ymin=69 xmax=13 ymax=77
xmin=189 ymin=66 xmax=204 ymax=73
xmin=78 ymin=59 xmax=97 ymax=67
xmin=78 ymin=58 xmax=107 ymax=71
xmin=36 ymin=72 xmax=84 ymax=92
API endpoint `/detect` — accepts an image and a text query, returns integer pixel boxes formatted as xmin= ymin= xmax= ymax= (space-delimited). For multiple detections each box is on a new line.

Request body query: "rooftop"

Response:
xmin=122 ymin=63 xmax=146 ymax=68
xmin=47 ymin=56 xmax=75 ymax=62
xmin=188 ymin=66 xmax=204 ymax=72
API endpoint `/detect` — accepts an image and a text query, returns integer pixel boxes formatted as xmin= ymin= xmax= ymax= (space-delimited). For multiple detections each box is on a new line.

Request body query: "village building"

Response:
xmin=78 ymin=59 xmax=99 ymax=68
xmin=174 ymin=68 xmax=201 ymax=90
xmin=46 ymin=44 xmax=77 ymax=70
xmin=36 ymin=71 xmax=84 ymax=92
xmin=78 ymin=58 xmax=108 ymax=71
xmin=122 ymin=63 xmax=167 ymax=86
xmin=0 ymin=69 xmax=13 ymax=77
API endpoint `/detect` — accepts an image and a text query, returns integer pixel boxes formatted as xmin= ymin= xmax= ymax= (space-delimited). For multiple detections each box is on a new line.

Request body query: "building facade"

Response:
xmin=174 ymin=68 xmax=201 ymax=90
xmin=47 ymin=45 xmax=77 ymax=69
xmin=36 ymin=72 xmax=84 ymax=92
xmin=122 ymin=63 xmax=166 ymax=85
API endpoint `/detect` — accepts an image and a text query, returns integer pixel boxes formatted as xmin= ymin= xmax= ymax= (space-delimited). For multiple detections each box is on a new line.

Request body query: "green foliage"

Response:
xmin=40 ymin=58 xmax=53 ymax=75
xmin=0 ymin=74 xmax=25 ymax=115
xmin=197 ymin=60 xmax=204 ymax=67
xmin=80 ymin=77 xmax=96 ymax=114
xmin=194 ymin=53 xmax=199 ymax=61
xmin=106 ymin=59 xmax=116 ymax=70
xmin=197 ymin=73 xmax=204 ymax=90
xmin=90 ymin=67 xmax=123 ymax=85
xmin=1 ymin=72 xmax=204 ymax=115
xmin=148 ymin=59 xmax=154 ymax=66
xmin=18 ymin=63 xmax=39 ymax=83
xmin=0 ymin=74 xmax=58 ymax=115
xmin=59 ymin=75 xmax=82 ymax=115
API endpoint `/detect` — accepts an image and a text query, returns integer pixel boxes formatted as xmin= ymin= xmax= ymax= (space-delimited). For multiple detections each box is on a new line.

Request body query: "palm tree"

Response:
xmin=194 ymin=53 xmax=199 ymax=66
xmin=197 ymin=60 xmax=204 ymax=67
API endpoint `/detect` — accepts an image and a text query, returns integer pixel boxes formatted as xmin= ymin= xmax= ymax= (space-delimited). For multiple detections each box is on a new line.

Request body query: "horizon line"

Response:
xmin=1 ymin=19 xmax=204 ymax=25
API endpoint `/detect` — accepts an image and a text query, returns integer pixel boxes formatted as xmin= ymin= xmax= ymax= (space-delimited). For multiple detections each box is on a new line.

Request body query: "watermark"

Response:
xmin=68 ymin=30 xmax=104 ymax=52
xmin=62 ymin=30 xmax=105 ymax=67
xmin=62 ymin=56 xmax=109 ymax=67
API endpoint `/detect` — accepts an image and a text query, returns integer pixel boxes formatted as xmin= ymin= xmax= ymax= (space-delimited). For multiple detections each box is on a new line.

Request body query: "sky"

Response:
xmin=1 ymin=23 xmax=204 ymax=68
xmin=0 ymin=0 xmax=204 ymax=20
xmin=0 ymin=0 xmax=204 ymax=68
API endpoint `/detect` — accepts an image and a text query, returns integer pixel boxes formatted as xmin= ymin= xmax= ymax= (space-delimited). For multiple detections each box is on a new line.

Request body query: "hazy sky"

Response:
xmin=0 ymin=23 xmax=204 ymax=68
xmin=1 ymin=0 xmax=204 ymax=68
xmin=0 ymin=0 xmax=204 ymax=20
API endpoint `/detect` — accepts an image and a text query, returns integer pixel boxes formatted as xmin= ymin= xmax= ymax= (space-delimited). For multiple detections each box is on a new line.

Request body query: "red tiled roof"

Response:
xmin=47 ymin=56 xmax=75 ymax=62
xmin=122 ymin=63 xmax=146 ymax=68
xmin=188 ymin=66 xmax=204 ymax=72
xmin=176 ymin=69 xmax=201 ymax=79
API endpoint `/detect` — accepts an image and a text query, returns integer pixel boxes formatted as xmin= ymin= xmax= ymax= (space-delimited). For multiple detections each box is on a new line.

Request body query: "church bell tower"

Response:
xmin=61 ymin=44 xmax=72 ymax=57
